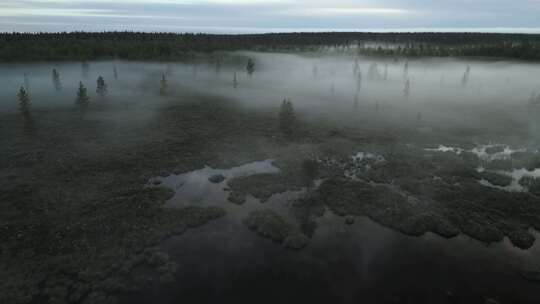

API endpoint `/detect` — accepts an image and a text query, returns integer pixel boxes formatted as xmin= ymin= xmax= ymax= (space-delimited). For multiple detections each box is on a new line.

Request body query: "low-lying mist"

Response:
xmin=2 ymin=52 xmax=540 ymax=145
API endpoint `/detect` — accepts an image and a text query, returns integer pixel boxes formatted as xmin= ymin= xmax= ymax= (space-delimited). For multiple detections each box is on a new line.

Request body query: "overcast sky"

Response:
xmin=1 ymin=0 xmax=540 ymax=33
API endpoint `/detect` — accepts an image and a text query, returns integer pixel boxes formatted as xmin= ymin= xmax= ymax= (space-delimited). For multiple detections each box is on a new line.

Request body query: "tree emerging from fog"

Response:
xmin=353 ymin=58 xmax=360 ymax=76
xmin=233 ymin=72 xmax=239 ymax=89
xmin=404 ymin=78 xmax=411 ymax=99
xmin=17 ymin=86 xmax=31 ymax=117
xmin=113 ymin=66 xmax=118 ymax=80
xmin=356 ymin=69 xmax=363 ymax=92
xmin=52 ymin=68 xmax=62 ymax=91
xmin=462 ymin=65 xmax=471 ymax=86
xmin=160 ymin=73 xmax=168 ymax=96
xmin=403 ymin=61 xmax=409 ymax=79
xmin=279 ymin=98 xmax=296 ymax=136
xmin=76 ymin=81 xmax=90 ymax=108
xmin=247 ymin=58 xmax=255 ymax=76
xmin=96 ymin=76 xmax=108 ymax=98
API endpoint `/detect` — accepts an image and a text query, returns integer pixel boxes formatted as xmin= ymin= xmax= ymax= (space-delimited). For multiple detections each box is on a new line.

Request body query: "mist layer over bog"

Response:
xmin=3 ymin=51 xmax=540 ymax=304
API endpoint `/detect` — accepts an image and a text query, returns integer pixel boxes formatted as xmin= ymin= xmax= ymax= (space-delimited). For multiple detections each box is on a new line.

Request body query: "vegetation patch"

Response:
xmin=479 ymin=172 xmax=513 ymax=187
xmin=243 ymin=209 xmax=310 ymax=250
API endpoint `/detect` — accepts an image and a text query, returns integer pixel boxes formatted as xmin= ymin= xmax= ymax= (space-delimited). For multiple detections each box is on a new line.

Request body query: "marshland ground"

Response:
xmin=2 ymin=45 xmax=540 ymax=304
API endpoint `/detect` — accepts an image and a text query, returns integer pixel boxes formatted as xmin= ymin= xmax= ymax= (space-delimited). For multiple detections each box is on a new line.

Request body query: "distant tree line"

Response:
xmin=1 ymin=32 xmax=540 ymax=61
xmin=357 ymin=41 xmax=540 ymax=60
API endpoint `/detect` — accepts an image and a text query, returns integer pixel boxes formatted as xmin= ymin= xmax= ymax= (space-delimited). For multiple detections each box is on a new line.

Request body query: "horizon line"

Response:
xmin=2 ymin=27 xmax=540 ymax=35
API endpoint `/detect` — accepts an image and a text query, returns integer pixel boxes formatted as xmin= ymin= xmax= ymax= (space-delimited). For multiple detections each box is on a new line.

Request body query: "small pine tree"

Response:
xmin=233 ymin=72 xmax=239 ymax=89
xmin=404 ymin=78 xmax=411 ymax=99
xmin=279 ymin=98 xmax=296 ymax=136
xmin=356 ymin=69 xmax=362 ymax=92
xmin=76 ymin=82 xmax=90 ymax=108
xmin=461 ymin=65 xmax=471 ymax=86
xmin=17 ymin=86 xmax=31 ymax=116
xmin=113 ymin=66 xmax=118 ymax=80
xmin=246 ymin=58 xmax=255 ymax=76
xmin=96 ymin=76 xmax=107 ymax=98
xmin=160 ymin=73 xmax=168 ymax=95
xmin=52 ymin=68 xmax=62 ymax=91
xmin=353 ymin=57 xmax=360 ymax=76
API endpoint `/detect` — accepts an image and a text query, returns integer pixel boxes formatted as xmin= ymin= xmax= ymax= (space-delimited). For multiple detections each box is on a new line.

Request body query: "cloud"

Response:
xmin=1 ymin=0 xmax=539 ymax=33
xmin=282 ymin=7 xmax=409 ymax=17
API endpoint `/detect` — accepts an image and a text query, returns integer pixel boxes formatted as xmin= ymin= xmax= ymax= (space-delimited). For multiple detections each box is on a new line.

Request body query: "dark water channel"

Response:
xmin=127 ymin=161 xmax=540 ymax=304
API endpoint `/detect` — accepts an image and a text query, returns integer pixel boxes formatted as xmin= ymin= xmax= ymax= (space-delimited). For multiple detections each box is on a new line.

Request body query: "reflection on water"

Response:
xmin=138 ymin=161 xmax=540 ymax=304
xmin=151 ymin=160 xmax=280 ymax=208
xmin=125 ymin=210 xmax=540 ymax=304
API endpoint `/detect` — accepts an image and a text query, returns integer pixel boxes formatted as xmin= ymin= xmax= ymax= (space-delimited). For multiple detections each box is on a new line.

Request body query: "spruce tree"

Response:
xmin=160 ymin=73 xmax=168 ymax=95
xmin=233 ymin=72 xmax=239 ymax=89
xmin=17 ymin=86 xmax=31 ymax=117
xmin=52 ymin=68 xmax=62 ymax=91
xmin=246 ymin=58 xmax=255 ymax=76
xmin=17 ymin=86 xmax=33 ymax=132
xmin=356 ymin=69 xmax=362 ymax=92
xmin=404 ymin=78 xmax=411 ymax=99
xmin=461 ymin=65 xmax=471 ymax=86
xmin=113 ymin=66 xmax=118 ymax=80
xmin=279 ymin=98 xmax=296 ymax=136
xmin=96 ymin=76 xmax=107 ymax=98
xmin=76 ymin=82 xmax=90 ymax=108
xmin=353 ymin=57 xmax=360 ymax=76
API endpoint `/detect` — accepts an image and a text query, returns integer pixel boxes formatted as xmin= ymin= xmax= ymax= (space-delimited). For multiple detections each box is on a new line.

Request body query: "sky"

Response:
xmin=1 ymin=0 xmax=540 ymax=33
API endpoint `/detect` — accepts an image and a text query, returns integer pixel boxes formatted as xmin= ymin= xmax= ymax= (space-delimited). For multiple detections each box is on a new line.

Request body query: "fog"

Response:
xmin=2 ymin=52 xmax=540 ymax=144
